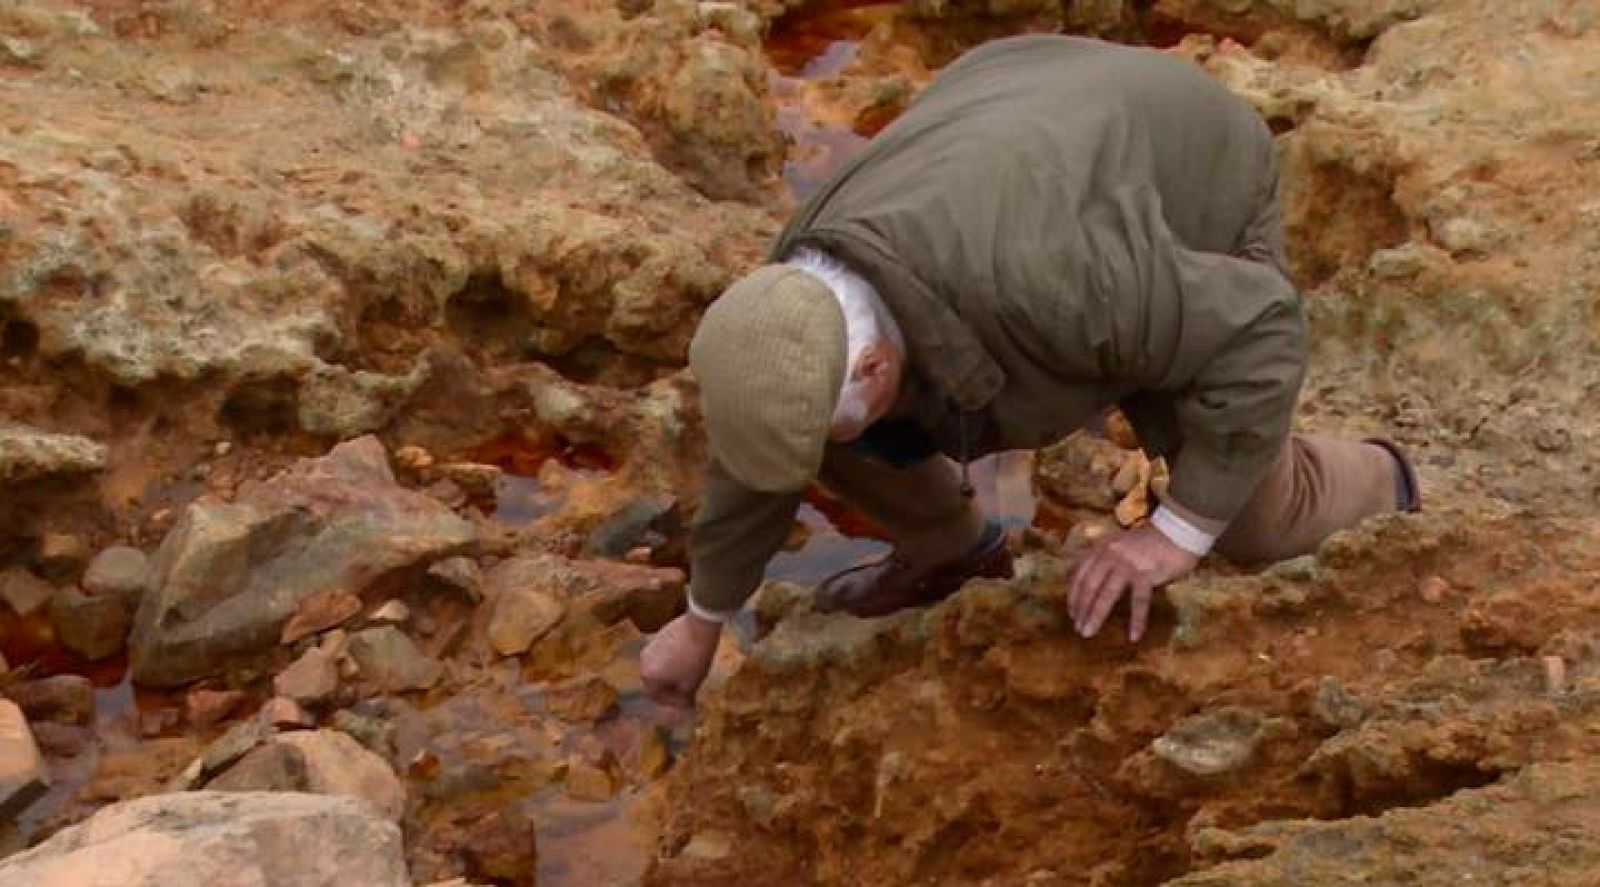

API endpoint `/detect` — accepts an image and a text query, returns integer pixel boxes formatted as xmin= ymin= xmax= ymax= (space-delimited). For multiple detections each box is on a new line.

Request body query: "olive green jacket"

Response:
xmin=689 ymin=36 xmax=1305 ymax=615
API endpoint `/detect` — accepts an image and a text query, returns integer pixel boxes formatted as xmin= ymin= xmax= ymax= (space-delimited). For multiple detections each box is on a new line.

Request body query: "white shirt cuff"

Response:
xmin=686 ymin=593 xmax=737 ymax=624
xmin=1150 ymin=504 xmax=1218 ymax=557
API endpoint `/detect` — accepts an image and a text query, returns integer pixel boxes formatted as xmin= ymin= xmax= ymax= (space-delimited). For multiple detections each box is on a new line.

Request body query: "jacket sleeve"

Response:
xmin=1163 ymin=250 xmax=1307 ymax=526
xmin=687 ymin=457 xmax=804 ymax=619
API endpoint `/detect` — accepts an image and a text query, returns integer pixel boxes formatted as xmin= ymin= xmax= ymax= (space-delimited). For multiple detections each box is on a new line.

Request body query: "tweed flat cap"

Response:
xmin=689 ymin=264 xmax=847 ymax=493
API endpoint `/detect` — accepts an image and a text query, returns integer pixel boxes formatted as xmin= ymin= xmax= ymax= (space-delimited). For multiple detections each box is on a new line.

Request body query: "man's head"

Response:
xmin=690 ymin=264 xmax=904 ymax=492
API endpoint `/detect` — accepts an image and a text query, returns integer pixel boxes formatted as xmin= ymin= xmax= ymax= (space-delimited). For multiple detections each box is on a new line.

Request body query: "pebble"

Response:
xmin=0 ymin=568 xmax=55 ymax=616
xmin=36 ymin=532 xmax=89 ymax=576
xmin=8 ymin=676 xmax=94 ymax=726
xmin=1544 ymin=656 xmax=1568 ymax=696
xmin=1418 ymin=576 xmax=1450 ymax=604
xmin=393 ymin=445 xmax=434 ymax=472
xmin=368 ymin=600 xmax=411 ymax=626
xmin=214 ymin=441 xmax=233 ymax=457
xmin=564 ymin=758 xmax=617 ymax=802
xmin=260 ymin=697 xmax=314 ymax=730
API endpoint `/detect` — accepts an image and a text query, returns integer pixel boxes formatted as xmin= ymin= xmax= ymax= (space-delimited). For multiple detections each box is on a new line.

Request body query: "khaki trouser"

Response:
xmin=819 ymin=434 xmax=1400 ymax=567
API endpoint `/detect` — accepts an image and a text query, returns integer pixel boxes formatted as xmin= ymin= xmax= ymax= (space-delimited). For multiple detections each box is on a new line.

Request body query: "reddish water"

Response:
xmin=468 ymin=432 xmax=617 ymax=475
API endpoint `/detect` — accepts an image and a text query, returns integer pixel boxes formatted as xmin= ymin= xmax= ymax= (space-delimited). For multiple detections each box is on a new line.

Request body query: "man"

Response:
xmin=641 ymin=35 xmax=1418 ymax=707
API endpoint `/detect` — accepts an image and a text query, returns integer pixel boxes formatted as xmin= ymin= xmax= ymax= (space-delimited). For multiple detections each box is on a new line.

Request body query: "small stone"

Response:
xmin=50 ymin=584 xmax=138 ymax=660
xmin=331 ymin=709 xmax=394 ymax=758
xmin=637 ymin=724 xmax=671 ymax=779
xmin=423 ymin=478 xmax=468 ymax=509
xmin=164 ymin=756 xmax=204 ymax=793
xmin=437 ymin=462 xmax=501 ymax=500
xmin=681 ymin=831 xmax=733 ymax=861
xmin=281 ymin=590 xmax=363 ymax=645
xmin=1312 ymin=677 xmax=1369 ymax=730
xmin=200 ymin=718 xmax=271 ymax=777
xmin=487 ymin=587 xmax=566 ymax=657
xmin=393 ymin=445 xmax=434 ymax=472
xmin=82 ymin=546 xmax=149 ymax=598
xmin=1418 ymin=576 xmax=1450 ymax=604
xmin=545 ymin=676 xmax=618 ymax=723
xmin=209 ymin=729 xmax=406 ymax=821
xmin=368 ymin=600 xmax=411 ymax=625
xmin=347 ymin=627 xmax=442 ymax=692
xmin=0 ymin=700 xmax=49 ymax=818
xmin=624 ymin=546 xmax=653 ymax=565
xmin=186 ymin=688 xmax=249 ymax=729
xmin=261 ymin=696 xmax=314 ymax=730
xmin=564 ymin=758 xmax=617 ymax=802
xmin=214 ymin=441 xmax=233 ymax=457
xmin=428 ymin=556 xmax=482 ymax=600
xmin=1150 ymin=707 xmax=1287 ymax=777
xmin=1545 ymin=656 xmax=1568 ymax=696
xmin=7 ymin=675 xmax=94 ymax=726
xmin=460 ymin=807 xmax=539 ymax=885
xmin=1 ymin=568 xmax=55 ymax=616
xmin=29 ymin=721 xmax=92 ymax=757
xmin=36 ymin=532 xmax=89 ymax=576
xmin=274 ymin=646 xmax=340 ymax=704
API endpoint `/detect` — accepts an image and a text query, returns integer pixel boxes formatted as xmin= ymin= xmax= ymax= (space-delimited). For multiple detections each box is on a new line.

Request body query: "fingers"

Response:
xmin=1128 ymin=575 xmax=1154 ymax=643
xmin=1070 ymin=546 xmax=1112 ymax=628
xmin=1079 ymin=563 xmax=1128 ymax=638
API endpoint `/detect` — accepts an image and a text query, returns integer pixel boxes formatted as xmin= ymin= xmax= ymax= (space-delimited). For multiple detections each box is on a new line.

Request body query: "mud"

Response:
xmin=3 ymin=0 xmax=1600 ymax=885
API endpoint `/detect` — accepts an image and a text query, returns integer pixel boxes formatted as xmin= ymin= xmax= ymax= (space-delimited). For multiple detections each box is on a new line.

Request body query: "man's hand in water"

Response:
xmin=1069 ymin=524 xmax=1199 ymax=642
xmin=640 ymin=611 xmax=722 ymax=708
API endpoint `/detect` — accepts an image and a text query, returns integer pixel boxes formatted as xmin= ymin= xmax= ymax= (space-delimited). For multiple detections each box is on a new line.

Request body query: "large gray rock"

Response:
xmin=0 ymin=791 xmax=411 ymax=886
xmin=0 ymin=422 xmax=106 ymax=485
xmin=0 ymin=700 xmax=48 ymax=819
xmin=130 ymin=436 xmax=474 ymax=687
xmin=347 ymin=626 xmax=442 ymax=692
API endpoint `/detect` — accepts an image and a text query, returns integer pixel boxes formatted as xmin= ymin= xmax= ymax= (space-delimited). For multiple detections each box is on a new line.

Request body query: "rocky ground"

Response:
xmin=1 ymin=0 xmax=1598 ymax=885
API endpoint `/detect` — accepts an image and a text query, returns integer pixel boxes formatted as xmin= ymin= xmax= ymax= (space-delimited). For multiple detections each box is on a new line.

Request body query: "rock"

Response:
xmin=0 ymin=700 xmax=48 ymax=818
xmin=49 ymin=584 xmax=139 ymax=660
xmin=368 ymin=600 xmax=411 ymax=625
xmin=0 ymin=423 xmax=106 ymax=484
xmin=130 ymin=437 xmax=474 ymax=687
xmin=260 ymin=697 xmax=314 ymax=731
xmin=81 ymin=546 xmax=149 ymax=598
xmin=280 ymin=590 xmax=362 ymax=645
xmin=565 ymin=757 xmax=618 ymax=802
xmin=681 ymin=831 xmax=734 ymax=861
xmin=28 ymin=721 xmax=92 ymax=758
xmin=330 ymin=710 xmax=394 ymax=758
xmin=208 ymin=729 xmax=406 ymax=821
xmin=200 ymin=718 xmax=271 ymax=778
xmin=486 ymin=585 xmax=566 ymax=657
xmin=1418 ymin=575 xmax=1450 ymax=604
xmin=36 ymin=532 xmax=89 ymax=576
xmin=1544 ymin=655 xmax=1568 ymax=696
xmin=347 ymin=626 xmax=443 ymax=692
xmin=581 ymin=495 xmax=677 ymax=559
xmin=460 ymin=807 xmax=539 ymax=886
xmin=393 ymin=445 xmax=434 ymax=472
xmin=1150 ymin=708 xmax=1281 ymax=778
xmin=186 ymin=688 xmax=249 ymax=729
xmin=437 ymin=462 xmax=501 ymax=500
xmin=638 ymin=724 xmax=672 ymax=779
xmin=428 ymin=556 xmax=483 ymax=600
xmin=0 ymin=568 xmax=55 ymax=616
xmin=273 ymin=646 xmax=340 ymax=704
xmin=1311 ymin=677 xmax=1369 ymax=730
xmin=6 ymin=675 xmax=94 ymax=726
xmin=85 ymin=738 xmax=201 ymax=801
xmin=545 ymin=676 xmax=619 ymax=723
xmin=0 ymin=792 xmax=411 ymax=885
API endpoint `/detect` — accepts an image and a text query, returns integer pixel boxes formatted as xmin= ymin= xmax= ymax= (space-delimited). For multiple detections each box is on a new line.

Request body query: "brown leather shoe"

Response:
xmin=814 ymin=523 xmax=1014 ymax=618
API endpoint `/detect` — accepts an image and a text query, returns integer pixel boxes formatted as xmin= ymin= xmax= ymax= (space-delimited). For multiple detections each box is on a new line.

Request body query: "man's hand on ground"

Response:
xmin=1069 ymin=524 xmax=1199 ymax=642
xmin=640 ymin=611 xmax=723 ymax=708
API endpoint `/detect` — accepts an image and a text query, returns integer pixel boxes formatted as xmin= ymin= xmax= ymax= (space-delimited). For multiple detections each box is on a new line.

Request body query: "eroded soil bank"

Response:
xmin=2 ymin=0 xmax=1599 ymax=885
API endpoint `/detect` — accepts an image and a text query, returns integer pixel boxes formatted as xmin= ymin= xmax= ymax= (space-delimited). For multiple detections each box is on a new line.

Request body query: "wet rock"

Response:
xmin=0 ymin=568 xmax=55 ymax=617
xmin=0 ymin=422 xmax=106 ymax=484
xmin=565 ymin=757 xmax=618 ymax=802
xmin=186 ymin=688 xmax=249 ymax=729
xmin=49 ymin=584 xmax=139 ymax=660
xmin=460 ymin=806 xmax=539 ymax=886
xmin=130 ymin=437 xmax=474 ymax=687
xmin=81 ymin=546 xmax=149 ymax=598
xmin=6 ymin=675 xmax=94 ymax=726
xmin=273 ymin=646 xmax=340 ymax=704
xmin=545 ymin=675 xmax=619 ymax=723
xmin=0 ymin=792 xmax=410 ymax=885
xmin=582 ymin=494 xmax=677 ymax=559
xmin=260 ymin=697 xmax=314 ymax=731
xmin=347 ymin=626 xmax=443 ymax=692
xmin=486 ymin=584 xmax=566 ymax=657
xmin=0 ymin=700 xmax=48 ymax=818
xmin=280 ymin=590 xmax=363 ymax=645
xmin=1150 ymin=708 xmax=1284 ymax=778
xmin=208 ymin=729 xmax=406 ymax=821
xmin=428 ymin=556 xmax=483 ymax=600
